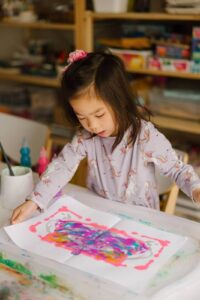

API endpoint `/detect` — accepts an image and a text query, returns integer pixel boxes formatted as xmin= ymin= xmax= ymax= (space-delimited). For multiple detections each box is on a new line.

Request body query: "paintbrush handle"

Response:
xmin=0 ymin=142 xmax=14 ymax=176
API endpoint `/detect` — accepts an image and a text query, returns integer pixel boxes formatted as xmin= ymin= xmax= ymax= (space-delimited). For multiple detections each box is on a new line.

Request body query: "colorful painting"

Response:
xmin=39 ymin=218 xmax=150 ymax=266
xmin=4 ymin=196 xmax=187 ymax=293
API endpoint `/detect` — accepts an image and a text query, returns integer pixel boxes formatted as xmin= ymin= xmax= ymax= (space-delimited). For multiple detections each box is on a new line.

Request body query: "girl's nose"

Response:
xmin=88 ymin=119 xmax=98 ymax=133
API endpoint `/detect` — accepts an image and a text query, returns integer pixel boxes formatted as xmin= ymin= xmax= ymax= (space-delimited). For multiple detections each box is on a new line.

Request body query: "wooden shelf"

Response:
xmin=0 ymin=69 xmax=59 ymax=87
xmin=0 ymin=1 xmax=87 ymax=88
xmin=126 ymin=68 xmax=200 ymax=80
xmin=89 ymin=11 xmax=200 ymax=21
xmin=152 ymin=115 xmax=200 ymax=134
xmin=0 ymin=17 xmax=76 ymax=30
xmin=84 ymin=11 xmax=200 ymax=53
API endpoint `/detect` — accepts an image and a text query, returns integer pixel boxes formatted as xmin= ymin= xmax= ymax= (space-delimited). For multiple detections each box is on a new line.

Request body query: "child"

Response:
xmin=11 ymin=50 xmax=200 ymax=224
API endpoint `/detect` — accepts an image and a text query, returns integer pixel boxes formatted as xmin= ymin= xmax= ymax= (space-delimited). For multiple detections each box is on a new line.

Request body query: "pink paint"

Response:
xmin=141 ymin=235 xmax=170 ymax=258
xmin=135 ymin=259 xmax=154 ymax=270
xmin=29 ymin=222 xmax=42 ymax=232
xmin=44 ymin=206 xmax=82 ymax=221
xmin=85 ymin=218 xmax=91 ymax=221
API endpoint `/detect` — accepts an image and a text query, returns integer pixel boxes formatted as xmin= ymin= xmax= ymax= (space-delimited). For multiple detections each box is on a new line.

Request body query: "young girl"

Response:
xmin=11 ymin=50 xmax=200 ymax=224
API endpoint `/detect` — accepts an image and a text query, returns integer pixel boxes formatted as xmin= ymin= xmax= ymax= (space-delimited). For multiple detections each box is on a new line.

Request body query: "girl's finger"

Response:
xmin=11 ymin=210 xmax=21 ymax=224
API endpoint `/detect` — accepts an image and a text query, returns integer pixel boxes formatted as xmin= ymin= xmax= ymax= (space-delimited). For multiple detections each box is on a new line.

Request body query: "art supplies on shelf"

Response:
xmin=99 ymin=37 xmax=151 ymax=50
xmin=155 ymin=44 xmax=190 ymax=60
xmin=192 ymin=27 xmax=200 ymax=62
xmin=148 ymin=57 xmax=191 ymax=72
xmin=191 ymin=61 xmax=200 ymax=73
xmin=110 ymin=48 xmax=153 ymax=70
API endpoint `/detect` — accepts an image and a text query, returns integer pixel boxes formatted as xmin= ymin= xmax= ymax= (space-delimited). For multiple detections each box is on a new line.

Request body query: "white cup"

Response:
xmin=0 ymin=166 xmax=34 ymax=210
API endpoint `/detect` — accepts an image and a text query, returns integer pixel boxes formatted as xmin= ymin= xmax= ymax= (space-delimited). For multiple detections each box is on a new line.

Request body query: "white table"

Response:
xmin=0 ymin=162 xmax=200 ymax=300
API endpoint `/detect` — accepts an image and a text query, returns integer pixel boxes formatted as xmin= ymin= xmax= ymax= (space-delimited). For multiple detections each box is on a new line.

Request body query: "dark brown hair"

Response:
xmin=61 ymin=52 xmax=148 ymax=150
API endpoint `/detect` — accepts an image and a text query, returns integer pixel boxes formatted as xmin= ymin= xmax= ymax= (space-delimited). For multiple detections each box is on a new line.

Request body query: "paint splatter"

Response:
xmin=0 ymin=252 xmax=74 ymax=300
xmin=0 ymin=253 xmax=32 ymax=276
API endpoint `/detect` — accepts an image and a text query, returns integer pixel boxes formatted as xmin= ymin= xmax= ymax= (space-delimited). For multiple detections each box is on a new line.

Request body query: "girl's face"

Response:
xmin=70 ymin=89 xmax=117 ymax=137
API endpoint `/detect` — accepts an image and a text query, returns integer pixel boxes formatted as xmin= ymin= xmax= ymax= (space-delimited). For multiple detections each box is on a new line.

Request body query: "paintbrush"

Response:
xmin=0 ymin=141 xmax=14 ymax=176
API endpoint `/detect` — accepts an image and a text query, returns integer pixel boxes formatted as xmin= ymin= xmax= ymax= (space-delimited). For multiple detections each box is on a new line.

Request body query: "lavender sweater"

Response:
xmin=30 ymin=121 xmax=200 ymax=210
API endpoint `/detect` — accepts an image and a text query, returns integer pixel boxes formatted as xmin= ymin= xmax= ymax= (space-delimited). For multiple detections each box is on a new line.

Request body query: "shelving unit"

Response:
xmin=0 ymin=5 xmax=199 ymax=137
xmin=84 ymin=10 xmax=200 ymax=135
xmin=0 ymin=17 xmax=76 ymax=30
xmin=0 ymin=0 xmax=87 ymax=147
xmin=84 ymin=11 xmax=200 ymax=52
xmin=0 ymin=0 xmax=85 ymax=88
xmin=88 ymin=11 xmax=200 ymax=21
xmin=0 ymin=68 xmax=59 ymax=87
xmin=126 ymin=68 xmax=200 ymax=80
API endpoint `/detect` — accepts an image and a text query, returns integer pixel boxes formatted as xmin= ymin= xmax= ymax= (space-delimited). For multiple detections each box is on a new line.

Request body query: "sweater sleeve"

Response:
xmin=141 ymin=122 xmax=200 ymax=200
xmin=28 ymin=131 xmax=87 ymax=209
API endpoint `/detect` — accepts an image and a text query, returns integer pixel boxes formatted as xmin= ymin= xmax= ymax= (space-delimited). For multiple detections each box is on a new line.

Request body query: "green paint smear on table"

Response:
xmin=39 ymin=274 xmax=70 ymax=292
xmin=139 ymin=219 xmax=152 ymax=226
xmin=39 ymin=274 xmax=59 ymax=288
xmin=0 ymin=253 xmax=32 ymax=276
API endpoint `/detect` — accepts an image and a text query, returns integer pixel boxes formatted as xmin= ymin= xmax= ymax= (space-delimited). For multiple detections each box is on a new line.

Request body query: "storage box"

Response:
xmin=110 ymin=48 xmax=153 ymax=69
xmin=156 ymin=44 xmax=190 ymax=59
xmin=160 ymin=57 xmax=191 ymax=72
xmin=149 ymin=87 xmax=200 ymax=121
xmin=93 ymin=0 xmax=128 ymax=13
xmin=191 ymin=61 xmax=200 ymax=73
xmin=192 ymin=27 xmax=200 ymax=62
xmin=148 ymin=57 xmax=191 ymax=72
xmin=148 ymin=57 xmax=162 ymax=70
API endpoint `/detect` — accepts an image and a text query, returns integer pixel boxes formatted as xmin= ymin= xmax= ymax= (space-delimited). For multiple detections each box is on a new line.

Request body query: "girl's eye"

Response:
xmin=77 ymin=116 xmax=86 ymax=121
xmin=96 ymin=114 xmax=105 ymax=118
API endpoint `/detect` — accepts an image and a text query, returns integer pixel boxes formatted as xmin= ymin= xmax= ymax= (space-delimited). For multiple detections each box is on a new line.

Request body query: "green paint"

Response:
xmin=0 ymin=253 xmax=32 ymax=276
xmin=139 ymin=219 xmax=152 ymax=226
xmin=40 ymin=274 xmax=70 ymax=292
xmin=39 ymin=274 xmax=59 ymax=288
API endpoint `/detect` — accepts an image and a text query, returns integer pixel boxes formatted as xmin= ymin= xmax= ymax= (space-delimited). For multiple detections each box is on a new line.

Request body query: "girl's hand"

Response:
xmin=192 ymin=188 xmax=200 ymax=204
xmin=11 ymin=200 xmax=39 ymax=225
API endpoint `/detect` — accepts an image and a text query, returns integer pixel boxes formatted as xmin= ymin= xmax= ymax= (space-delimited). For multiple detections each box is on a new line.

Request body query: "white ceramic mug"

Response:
xmin=0 ymin=166 xmax=34 ymax=210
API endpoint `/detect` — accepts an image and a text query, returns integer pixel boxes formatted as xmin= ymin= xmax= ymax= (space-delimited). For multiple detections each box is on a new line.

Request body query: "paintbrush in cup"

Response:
xmin=0 ymin=141 xmax=14 ymax=176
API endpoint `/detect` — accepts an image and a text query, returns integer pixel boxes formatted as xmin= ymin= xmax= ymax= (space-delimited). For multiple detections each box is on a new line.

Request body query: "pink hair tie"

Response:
xmin=63 ymin=49 xmax=88 ymax=72
xmin=68 ymin=49 xmax=88 ymax=64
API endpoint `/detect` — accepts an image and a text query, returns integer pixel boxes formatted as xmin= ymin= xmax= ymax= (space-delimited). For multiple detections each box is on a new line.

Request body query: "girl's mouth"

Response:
xmin=97 ymin=130 xmax=106 ymax=137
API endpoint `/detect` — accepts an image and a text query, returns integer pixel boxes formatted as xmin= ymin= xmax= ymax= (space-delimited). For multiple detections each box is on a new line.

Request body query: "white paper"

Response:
xmin=4 ymin=195 xmax=188 ymax=294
